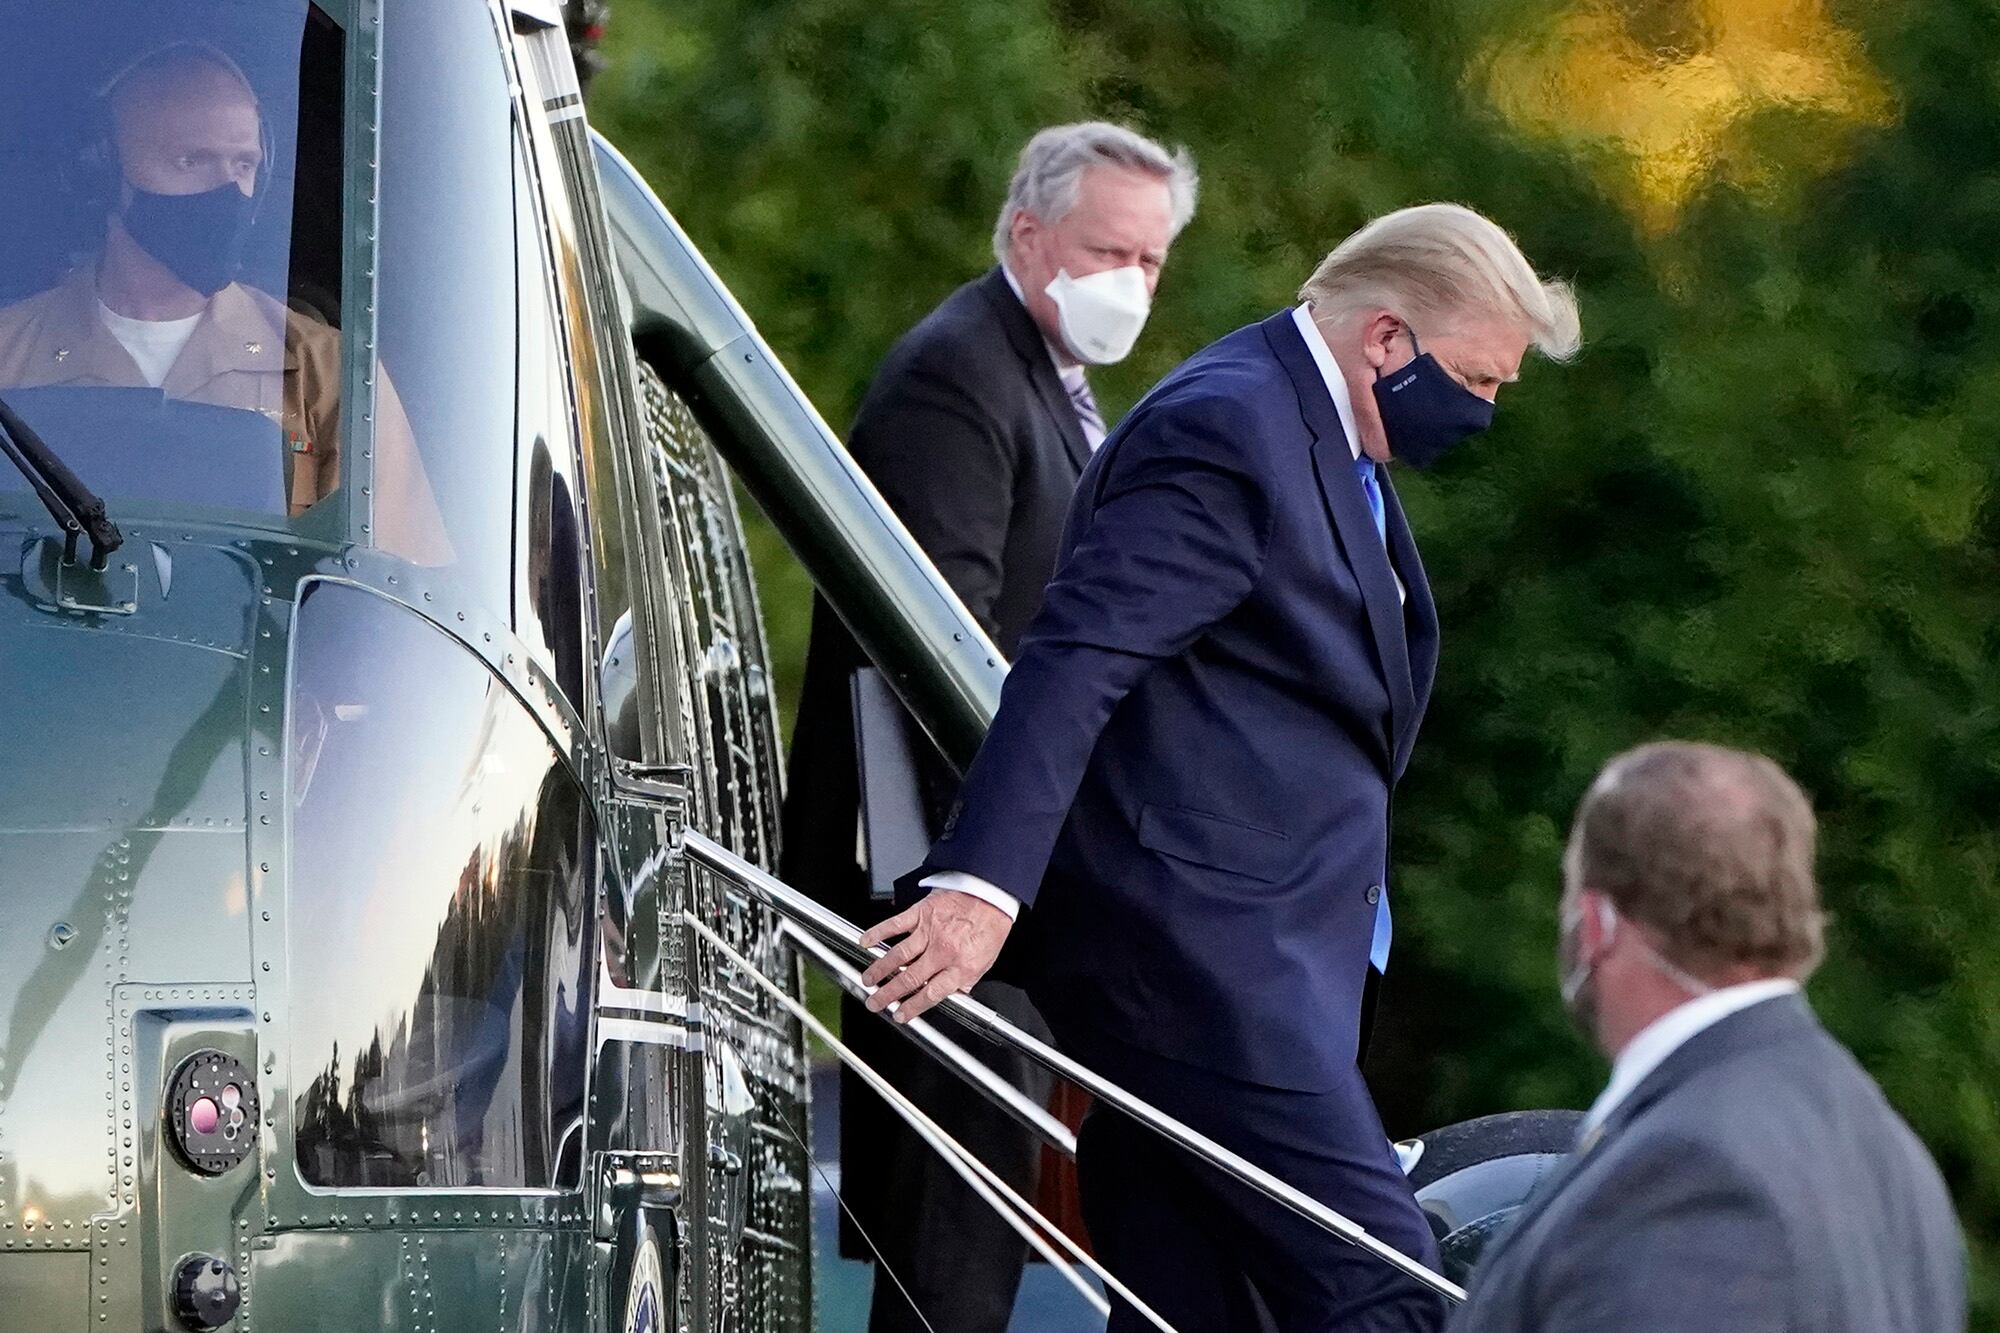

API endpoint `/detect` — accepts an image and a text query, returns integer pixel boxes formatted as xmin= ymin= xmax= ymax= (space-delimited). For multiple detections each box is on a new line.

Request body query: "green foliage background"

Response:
xmin=593 ymin=0 xmax=1998 ymax=1312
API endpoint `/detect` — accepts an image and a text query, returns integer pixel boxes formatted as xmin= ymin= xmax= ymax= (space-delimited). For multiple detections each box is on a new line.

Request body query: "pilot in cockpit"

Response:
xmin=0 ymin=39 xmax=445 ymax=560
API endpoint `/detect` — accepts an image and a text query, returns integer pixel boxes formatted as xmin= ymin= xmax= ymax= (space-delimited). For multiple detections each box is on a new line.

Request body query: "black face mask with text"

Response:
xmin=121 ymin=184 xmax=256 ymax=298
xmin=1370 ymin=329 xmax=1495 ymax=469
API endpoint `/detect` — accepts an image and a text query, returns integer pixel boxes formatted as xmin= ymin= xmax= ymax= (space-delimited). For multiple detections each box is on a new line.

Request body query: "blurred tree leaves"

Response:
xmin=593 ymin=0 xmax=1997 ymax=1312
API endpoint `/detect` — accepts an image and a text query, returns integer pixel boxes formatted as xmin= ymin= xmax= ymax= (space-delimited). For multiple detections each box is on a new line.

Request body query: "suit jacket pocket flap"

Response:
xmin=1136 ymin=803 xmax=1291 ymax=883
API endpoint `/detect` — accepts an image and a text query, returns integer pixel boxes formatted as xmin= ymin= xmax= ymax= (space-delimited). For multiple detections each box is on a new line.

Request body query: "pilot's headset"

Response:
xmin=68 ymin=40 xmax=276 ymax=229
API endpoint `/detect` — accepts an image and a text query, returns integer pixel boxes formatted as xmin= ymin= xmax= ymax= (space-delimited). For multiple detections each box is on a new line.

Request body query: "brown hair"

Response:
xmin=1569 ymin=741 xmax=1825 ymax=980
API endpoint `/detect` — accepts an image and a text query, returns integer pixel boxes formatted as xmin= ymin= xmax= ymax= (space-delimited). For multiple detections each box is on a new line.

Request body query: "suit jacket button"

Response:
xmin=1365 ymin=884 xmax=1382 ymax=905
xmin=941 ymin=801 xmax=962 ymax=839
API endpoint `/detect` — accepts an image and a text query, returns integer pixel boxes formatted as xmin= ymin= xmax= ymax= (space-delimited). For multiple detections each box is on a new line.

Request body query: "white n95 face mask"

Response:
xmin=1045 ymin=265 xmax=1151 ymax=365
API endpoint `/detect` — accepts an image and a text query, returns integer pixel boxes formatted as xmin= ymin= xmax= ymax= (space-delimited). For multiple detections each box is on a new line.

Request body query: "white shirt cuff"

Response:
xmin=920 ymin=871 xmax=1022 ymax=921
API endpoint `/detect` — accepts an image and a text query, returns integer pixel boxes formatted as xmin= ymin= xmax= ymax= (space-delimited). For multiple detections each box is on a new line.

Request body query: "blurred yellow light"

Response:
xmin=1481 ymin=0 xmax=1896 ymax=232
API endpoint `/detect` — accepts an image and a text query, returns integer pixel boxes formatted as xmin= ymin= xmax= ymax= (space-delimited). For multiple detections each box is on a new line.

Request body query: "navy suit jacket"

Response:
xmin=916 ymin=309 xmax=1440 ymax=1091
xmin=783 ymin=268 xmax=1090 ymax=916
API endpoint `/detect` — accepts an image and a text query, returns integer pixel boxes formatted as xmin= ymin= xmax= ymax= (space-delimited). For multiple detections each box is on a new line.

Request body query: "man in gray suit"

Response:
xmin=1450 ymin=741 xmax=1965 ymax=1332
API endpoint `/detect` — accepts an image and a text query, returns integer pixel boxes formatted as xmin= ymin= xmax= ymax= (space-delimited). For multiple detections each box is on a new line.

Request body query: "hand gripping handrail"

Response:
xmin=778 ymin=921 xmax=1077 ymax=1156
xmin=680 ymin=830 xmax=1467 ymax=1305
xmin=684 ymin=912 xmax=1177 ymax=1330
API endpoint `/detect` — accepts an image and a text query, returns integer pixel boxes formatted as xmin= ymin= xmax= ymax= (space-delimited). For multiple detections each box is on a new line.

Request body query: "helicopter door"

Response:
xmin=509 ymin=14 xmax=705 ymax=1332
xmin=513 ymin=10 xmax=808 ymax=1328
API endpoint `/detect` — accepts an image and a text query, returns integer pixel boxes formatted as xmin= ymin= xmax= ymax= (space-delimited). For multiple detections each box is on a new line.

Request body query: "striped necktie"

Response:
xmin=1065 ymin=374 xmax=1107 ymax=451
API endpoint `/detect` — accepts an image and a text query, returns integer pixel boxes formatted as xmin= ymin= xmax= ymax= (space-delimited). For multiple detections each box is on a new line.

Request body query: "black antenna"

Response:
xmin=0 ymin=392 xmax=123 ymax=571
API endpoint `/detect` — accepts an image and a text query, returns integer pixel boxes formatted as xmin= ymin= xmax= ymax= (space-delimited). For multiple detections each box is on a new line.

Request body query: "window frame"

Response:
xmin=511 ymin=127 xmax=593 ymax=721
xmin=509 ymin=20 xmax=690 ymax=784
xmin=0 ymin=0 xmax=359 ymax=541
xmin=283 ymin=576 xmax=597 ymax=1199
xmin=287 ymin=0 xmax=373 ymax=552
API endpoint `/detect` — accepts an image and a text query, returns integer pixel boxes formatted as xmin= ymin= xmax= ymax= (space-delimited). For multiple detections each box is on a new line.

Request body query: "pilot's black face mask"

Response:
xmin=1370 ymin=329 xmax=1496 ymax=470
xmin=121 ymin=184 xmax=256 ymax=298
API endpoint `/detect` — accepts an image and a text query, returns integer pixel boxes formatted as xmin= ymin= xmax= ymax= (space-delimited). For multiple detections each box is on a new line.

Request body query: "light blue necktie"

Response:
xmin=1355 ymin=455 xmax=1387 ymax=545
xmin=1355 ymin=456 xmax=1392 ymax=971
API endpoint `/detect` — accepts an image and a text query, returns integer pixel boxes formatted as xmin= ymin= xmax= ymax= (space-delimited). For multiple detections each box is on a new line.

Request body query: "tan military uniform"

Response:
xmin=0 ymin=265 xmax=449 ymax=564
xmin=0 ymin=265 xmax=342 ymax=515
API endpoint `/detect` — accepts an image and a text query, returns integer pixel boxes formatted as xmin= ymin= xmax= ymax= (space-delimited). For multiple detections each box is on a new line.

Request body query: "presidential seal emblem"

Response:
xmin=625 ymin=1232 xmax=664 ymax=1333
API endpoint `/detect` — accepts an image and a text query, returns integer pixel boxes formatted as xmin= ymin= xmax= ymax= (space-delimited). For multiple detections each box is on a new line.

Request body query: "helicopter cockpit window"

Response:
xmin=370 ymin=0 xmax=519 ymax=601
xmin=288 ymin=583 xmax=594 ymax=1190
xmin=0 ymin=3 xmax=353 ymax=524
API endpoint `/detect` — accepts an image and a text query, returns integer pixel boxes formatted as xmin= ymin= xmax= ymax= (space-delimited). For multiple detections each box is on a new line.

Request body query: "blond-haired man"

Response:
xmin=1452 ymin=742 xmax=1965 ymax=1332
xmin=860 ymin=204 xmax=1578 ymax=1330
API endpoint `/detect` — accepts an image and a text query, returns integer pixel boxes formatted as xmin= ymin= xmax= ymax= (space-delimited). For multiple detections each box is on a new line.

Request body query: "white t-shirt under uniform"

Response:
xmin=98 ymin=302 xmax=201 ymax=389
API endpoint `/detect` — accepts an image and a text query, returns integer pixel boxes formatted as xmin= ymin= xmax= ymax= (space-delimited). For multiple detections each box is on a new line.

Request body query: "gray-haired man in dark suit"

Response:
xmin=780 ymin=121 xmax=1196 ymax=1333
xmin=1451 ymin=741 xmax=1965 ymax=1332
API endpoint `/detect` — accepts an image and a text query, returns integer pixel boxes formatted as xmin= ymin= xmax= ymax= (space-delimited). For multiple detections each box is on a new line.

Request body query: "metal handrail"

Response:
xmin=681 ymin=830 xmax=1467 ymax=1305
xmin=779 ymin=922 xmax=1077 ymax=1156
xmin=686 ymin=913 xmax=1180 ymax=1330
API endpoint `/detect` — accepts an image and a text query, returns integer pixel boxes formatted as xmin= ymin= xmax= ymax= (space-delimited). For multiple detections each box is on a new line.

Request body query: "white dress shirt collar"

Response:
xmin=1003 ymin=264 xmax=1103 ymax=451
xmin=1294 ymin=304 xmax=1400 ymax=602
xmin=1292 ymin=303 xmax=1363 ymax=464
xmin=1000 ymin=264 xmax=1078 ymax=381
xmin=1581 ymin=978 xmax=1802 ymax=1140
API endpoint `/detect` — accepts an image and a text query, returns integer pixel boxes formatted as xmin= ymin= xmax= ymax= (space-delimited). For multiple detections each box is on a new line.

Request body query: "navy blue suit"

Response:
xmin=914 ymin=309 xmax=1447 ymax=1328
